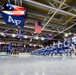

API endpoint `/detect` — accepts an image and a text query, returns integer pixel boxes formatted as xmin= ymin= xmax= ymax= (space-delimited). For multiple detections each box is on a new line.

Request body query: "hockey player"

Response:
xmin=53 ymin=41 xmax=58 ymax=55
xmin=72 ymin=32 xmax=76 ymax=55
xmin=64 ymin=38 xmax=71 ymax=56
xmin=58 ymin=40 xmax=63 ymax=56
xmin=49 ymin=44 xmax=53 ymax=56
xmin=44 ymin=45 xmax=50 ymax=56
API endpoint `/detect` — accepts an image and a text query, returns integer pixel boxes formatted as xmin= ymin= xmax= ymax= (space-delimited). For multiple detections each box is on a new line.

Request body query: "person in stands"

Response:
xmin=7 ymin=44 xmax=12 ymax=54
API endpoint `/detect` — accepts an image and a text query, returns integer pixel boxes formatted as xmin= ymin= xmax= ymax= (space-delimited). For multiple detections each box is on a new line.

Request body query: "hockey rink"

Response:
xmin=0 ymin=55 xmax=76 ymax=75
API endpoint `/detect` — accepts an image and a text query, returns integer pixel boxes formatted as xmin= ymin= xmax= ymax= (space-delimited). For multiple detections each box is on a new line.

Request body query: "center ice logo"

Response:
xmin=8 ymin=16 xmax=21 ymax=26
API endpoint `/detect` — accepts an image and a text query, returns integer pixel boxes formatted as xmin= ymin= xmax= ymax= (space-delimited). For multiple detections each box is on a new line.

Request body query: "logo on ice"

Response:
xmin=8 ymin=16 xmax=21 ymax=26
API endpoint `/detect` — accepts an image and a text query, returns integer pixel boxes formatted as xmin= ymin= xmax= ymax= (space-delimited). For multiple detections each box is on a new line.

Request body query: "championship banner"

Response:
xmin=1 ymin=3 xmax=27 ymax=27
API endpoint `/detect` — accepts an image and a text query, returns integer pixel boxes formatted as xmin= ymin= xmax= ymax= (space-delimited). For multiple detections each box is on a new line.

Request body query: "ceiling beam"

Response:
xmin=0 ymin=21 xmax=58 ymax=33
xmin=28 ymin=11 xmax=62 ymax=21
xmin=0 ymin=18 xmax=75 ymax=32
xmin=42 ymin=0 xmax=66 ymax=30
xmin=23 ymin=0 xmax=76 ymax=16
xmin=27 ymin=19 xmax=66 ymax=29
xmin=53 ymin=0 xmax=71 ymax=8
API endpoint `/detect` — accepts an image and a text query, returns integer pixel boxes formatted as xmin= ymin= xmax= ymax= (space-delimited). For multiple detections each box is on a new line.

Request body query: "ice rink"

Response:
xmin=0 ymin=55 xmax=76 ymax=75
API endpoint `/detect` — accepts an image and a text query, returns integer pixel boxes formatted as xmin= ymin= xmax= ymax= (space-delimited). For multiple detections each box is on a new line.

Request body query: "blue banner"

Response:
xmin=1 ymin=3 xmax=27 ymax=27
xmin=1 ymin=12 xmax=25 ymax=27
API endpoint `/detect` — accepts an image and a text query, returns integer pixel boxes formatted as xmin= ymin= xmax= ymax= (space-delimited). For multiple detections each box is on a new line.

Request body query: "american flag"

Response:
xmin=34 ymin=21 xmax=42 ymax=33
xmin=2 ymin=3 xmax=26 ymax=17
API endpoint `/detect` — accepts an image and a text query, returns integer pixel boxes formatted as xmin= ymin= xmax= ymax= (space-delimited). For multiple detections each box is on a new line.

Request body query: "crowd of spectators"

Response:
xmin=0 ymin=44 xmax=42 ymax=54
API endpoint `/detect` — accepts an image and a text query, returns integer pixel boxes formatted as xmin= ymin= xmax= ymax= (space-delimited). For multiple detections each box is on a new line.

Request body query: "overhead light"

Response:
xmin=16 ymin=29 xmax=18 ymax=31
xmin=34 ymin=36 xmax=39 ymax=40
xmin=68 ymin=32 xmax=72 ymax=35
xmin=24 ymin=35 xmax=28 ymax=38
xmin=49 ymin=34 xmax=52 ymax=36
xmin=0 ymin=32 xmax=5 ymax=37
xmin=41 ymin=37 xmax=44 ymax=40
xmin=1 ymin=33 xmax=4 ymax=36
xmin=64 ymin=33 xmax=68 ymax=37
xmin=12 ymin=34 xmax=16 ymax=38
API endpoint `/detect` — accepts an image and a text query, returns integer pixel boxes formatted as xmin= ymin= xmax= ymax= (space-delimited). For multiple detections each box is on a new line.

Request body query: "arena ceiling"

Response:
xmin=0 ymin=0 xmax=76 ymax=44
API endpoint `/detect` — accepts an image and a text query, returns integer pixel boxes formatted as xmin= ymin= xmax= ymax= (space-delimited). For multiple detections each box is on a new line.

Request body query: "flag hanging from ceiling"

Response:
xmin=34 ymin=21 xmax=42 ymax=33
xmin=1 ymin=3 xmax=27 ymax=27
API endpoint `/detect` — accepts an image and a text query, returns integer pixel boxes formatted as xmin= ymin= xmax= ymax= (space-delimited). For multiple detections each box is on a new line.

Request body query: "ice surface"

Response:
xmin=0 ymin=55 xmax=76 ymax=75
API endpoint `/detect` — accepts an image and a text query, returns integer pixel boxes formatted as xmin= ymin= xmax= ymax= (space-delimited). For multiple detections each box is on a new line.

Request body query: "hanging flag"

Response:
xmin=34 ymin=21 xmax=42 ymax=33
xmin=1 ymin=3 xmax=27 ymax=27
